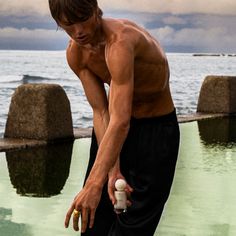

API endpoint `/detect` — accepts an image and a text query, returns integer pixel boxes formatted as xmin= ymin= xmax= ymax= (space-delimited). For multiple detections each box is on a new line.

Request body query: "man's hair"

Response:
xmin=48 ymin=0 xmax=103 ymax=25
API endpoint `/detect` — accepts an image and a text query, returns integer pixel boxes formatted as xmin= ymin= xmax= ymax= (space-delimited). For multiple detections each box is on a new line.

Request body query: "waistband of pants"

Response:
xmin=130 ymin=109 xmax=177 ymax=125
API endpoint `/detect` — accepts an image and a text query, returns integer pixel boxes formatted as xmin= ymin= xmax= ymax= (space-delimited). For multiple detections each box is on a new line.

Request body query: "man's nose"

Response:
xmin=74 ymin=24 xmax=84 ymax=36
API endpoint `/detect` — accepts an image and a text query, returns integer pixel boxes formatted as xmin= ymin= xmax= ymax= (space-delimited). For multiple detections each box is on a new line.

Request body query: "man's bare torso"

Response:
xmin=67 ymin=18 xmax=174 ymax=118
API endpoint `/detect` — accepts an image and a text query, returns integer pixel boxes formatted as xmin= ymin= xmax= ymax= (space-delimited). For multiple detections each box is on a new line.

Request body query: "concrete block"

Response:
xmin=4 ymin=84 xmax=74 ymax=140
xmin=197 ymin=76 xmax=236 ymax=113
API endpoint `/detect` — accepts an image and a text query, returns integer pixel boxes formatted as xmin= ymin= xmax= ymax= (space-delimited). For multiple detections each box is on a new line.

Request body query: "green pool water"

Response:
xmin=1 ymin=118 xmax=236 ymax=236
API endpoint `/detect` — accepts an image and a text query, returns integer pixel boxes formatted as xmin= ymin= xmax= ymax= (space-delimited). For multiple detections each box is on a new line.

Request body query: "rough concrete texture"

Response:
xmin=197 ymin=76 xmax=236 ymax=113
xmin=4 ymin=84 xmax=74 ymax=140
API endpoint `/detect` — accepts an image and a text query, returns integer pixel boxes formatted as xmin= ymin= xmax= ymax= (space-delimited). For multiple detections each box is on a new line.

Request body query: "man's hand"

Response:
xmin=64 ymin=184 xmax=102 ymax=233
xmin=108 ymin=168 xmax=133 ymax=207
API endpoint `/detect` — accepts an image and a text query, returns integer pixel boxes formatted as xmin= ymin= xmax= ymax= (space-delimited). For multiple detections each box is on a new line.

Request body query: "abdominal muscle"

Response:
xmin=132 ymin=86 xmax=174 ymax=118
xmin=131 ymin=59 xmax=174 ymax=118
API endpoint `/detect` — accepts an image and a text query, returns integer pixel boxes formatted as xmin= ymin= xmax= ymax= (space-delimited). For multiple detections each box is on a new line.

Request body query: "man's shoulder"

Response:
xmin=104 ymin=18 xmax=138 ymax=28
xmin=104 ymin=18 xmax=144 ymax=52
xmin=66 ymin=39 xmax=85 ymax=71
xmin=104 ymin=18 xmax=158 ymax=60
xmin=104 ymin=18 xmax=142 ymax=39
xmin=66 ymin=39 xmax=81 ymax=58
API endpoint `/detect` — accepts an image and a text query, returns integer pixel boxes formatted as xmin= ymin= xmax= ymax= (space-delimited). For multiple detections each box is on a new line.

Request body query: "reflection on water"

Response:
xmin=0 ymin=139 xmax=88 ymax=236
xmin=1 ymin=122 xmax=236 ymax=236
xmin=198 ymin=117 xmax=236 ymax=145
xmin=5 ymin=141 xmax=73 ymax=197
xmin=197 ymin=117 xmax=236 ymax=174
xmin=0 ymin=207 xmax=32 ymax=236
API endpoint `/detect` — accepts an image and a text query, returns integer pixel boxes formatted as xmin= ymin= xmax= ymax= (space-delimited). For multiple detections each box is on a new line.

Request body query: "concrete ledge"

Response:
xmin=0 ymin=138 xmax=48 ymax=152
xmin=73 ymin=127 xmax=92 ymax=139
xmin=1 ymin=113 xmax=235 ymax=152
xmin=177 ymin=112 xmax=232 ymax=123
xmin=0 ymin=128 xmax=91 ymax=152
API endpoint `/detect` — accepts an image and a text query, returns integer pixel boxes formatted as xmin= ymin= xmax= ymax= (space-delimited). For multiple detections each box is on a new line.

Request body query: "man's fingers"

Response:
xmin=127 ymin=200 xmax=132 ymax=207
xmin=126 ymin=184 xmax=133 ymax=193
xmin=125 ymin=184 xmax=133 ymax=207
xmin=89 ymin=208 xmax=96 ymax=229
xmin=72 ymin=209 xmax=81 ymax=231
xmin=108 ymin=185 xmax=116 ymax=205
xmin=81 ymin=208 xmax=89 ymax=233
xmin=64 ymin=206 xmax=74 ymax=228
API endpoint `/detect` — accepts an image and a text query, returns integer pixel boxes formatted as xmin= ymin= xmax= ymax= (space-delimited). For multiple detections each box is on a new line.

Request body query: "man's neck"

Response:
xmin=83 ymin=20 xmax=106 ymax=50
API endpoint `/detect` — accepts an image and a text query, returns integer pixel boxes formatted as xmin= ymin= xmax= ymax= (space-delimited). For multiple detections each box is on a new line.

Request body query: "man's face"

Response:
xmin=59 ymin=13 xmax=98 ymax=45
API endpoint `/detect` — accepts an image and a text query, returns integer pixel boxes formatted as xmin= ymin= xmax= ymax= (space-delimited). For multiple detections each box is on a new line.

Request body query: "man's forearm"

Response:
xmin=93 ymin=109 xmax=109 ymax=145
xmin=85 ymin=118 xmax=130 ymax=187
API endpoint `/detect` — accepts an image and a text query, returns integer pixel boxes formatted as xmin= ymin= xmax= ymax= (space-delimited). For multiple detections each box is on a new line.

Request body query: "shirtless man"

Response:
xmin=49 ymin=1 xmax=180 ymax=235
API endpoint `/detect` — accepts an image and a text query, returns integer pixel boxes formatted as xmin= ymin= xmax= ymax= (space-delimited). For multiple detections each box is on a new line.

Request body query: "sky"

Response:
xmin=0 ymin=0 xmax=235 ymax=53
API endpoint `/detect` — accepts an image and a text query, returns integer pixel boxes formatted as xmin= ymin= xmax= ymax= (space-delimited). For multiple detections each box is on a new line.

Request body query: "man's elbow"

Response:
xmin=110 ymin=115 xmax=130 ymax=134
xmin=119 ymin=119 xmax=130 ymax=133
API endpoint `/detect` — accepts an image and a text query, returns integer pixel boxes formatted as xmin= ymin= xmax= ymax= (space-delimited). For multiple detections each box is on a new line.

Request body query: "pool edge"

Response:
xmin=0 ymin=113 xmax=235 ymax=152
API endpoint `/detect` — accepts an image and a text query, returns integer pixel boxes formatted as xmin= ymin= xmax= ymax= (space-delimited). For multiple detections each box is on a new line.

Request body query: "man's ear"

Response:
xmin=94 ymin=8 xmax=102 ymax=24
xmin=95 ymin=7 xmax=103 ymax=18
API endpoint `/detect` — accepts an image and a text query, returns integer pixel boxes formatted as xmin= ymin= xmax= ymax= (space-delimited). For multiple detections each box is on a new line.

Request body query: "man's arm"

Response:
xmin=79 ymin=69 xmax=109 ymax=144
xmin=66 ymin=41 xmax=109 ymax=145
xmin=77 ymin=64 xmax=133 ymax=208
xmin=86 ymin=40 xmax=134 ymax=187
xmin=65 ymin=43 xmax=114 ymax=232
xmin=65 ymin=39 xmax=135 ymax=232
xmin=78 ymin=41 xmax=134 ymax=230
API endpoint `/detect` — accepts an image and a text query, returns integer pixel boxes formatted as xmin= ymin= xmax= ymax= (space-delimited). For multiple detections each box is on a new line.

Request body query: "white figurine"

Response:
xmin=114 ymin=179 xmax=127 ymax=214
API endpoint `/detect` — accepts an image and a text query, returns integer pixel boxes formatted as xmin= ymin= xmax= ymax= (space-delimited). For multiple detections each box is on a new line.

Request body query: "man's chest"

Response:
xmin=83 ymin=46 xmax=111 ymax=84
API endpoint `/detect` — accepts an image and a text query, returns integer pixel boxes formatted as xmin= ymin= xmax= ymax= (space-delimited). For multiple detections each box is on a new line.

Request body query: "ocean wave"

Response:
xmin=0 ymin=74 xmax=63 ymax=84
xmin=22 ymin=74 xmax=59 ymax=84
xmin=81 ymin=115 xmax=92 ymax=121
xmin=0 ymin=75 xmax=22 ymax=83
xmin=22 ymin=75 xmax=81 ymax=86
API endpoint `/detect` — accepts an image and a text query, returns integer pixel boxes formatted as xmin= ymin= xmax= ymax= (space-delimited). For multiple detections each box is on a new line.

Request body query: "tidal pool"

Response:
xmin=0 ymin=118 xmax=236 ymax=236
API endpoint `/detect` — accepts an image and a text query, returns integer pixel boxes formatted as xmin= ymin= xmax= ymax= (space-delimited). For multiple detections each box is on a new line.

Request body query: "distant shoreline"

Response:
xmin=0 ymin=50 xmax=235 ymax=56
xmin=193 ymin=53 xmax=236 ymax=57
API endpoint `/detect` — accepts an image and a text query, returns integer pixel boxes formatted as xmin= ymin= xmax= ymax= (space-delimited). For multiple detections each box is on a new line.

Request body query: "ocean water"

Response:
xmin=0 ymin=50 xmax=235 ymax=136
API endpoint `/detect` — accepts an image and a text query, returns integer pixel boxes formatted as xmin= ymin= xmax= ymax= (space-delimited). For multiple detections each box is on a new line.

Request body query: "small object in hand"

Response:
xmin=73 ymin=209 xmax=81 ymax=217
xmin=114 ymin=179 xmax=127 ymax=214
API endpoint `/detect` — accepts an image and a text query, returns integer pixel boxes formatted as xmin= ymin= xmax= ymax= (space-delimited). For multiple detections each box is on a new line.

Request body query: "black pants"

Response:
xmin=82 ymin=110 xmax=180 ymax=236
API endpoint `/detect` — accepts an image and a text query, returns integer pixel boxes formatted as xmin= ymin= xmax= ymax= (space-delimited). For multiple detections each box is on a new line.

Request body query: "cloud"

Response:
xmin=0 ymin=1 xmax=235 ymax=52
xmin=162 ymin=16 xmax=187 ymax=25
xmin=150 ymin=26 xmax=236 ymax=53
xmin=0 ymin=27 xmax=68 ymax=50
xmin=0 ymin=27 xmax=63 ymax=40
xmin=100 ymin=0 xmax=236 ymax=15
xmin=151 ymin=26 xmax=175 ymax=45
xmin=1 ymin=0 xmax=236 ymax=17
xmin=0 ymin=0 xmax=50 ymax=16
xmin=0 ymin=15 xmax=56 ymax=30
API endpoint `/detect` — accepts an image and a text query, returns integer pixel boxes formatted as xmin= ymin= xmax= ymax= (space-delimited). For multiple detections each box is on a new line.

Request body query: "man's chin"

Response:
xmin=74 ymin=36 xmax=90 ymax=46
